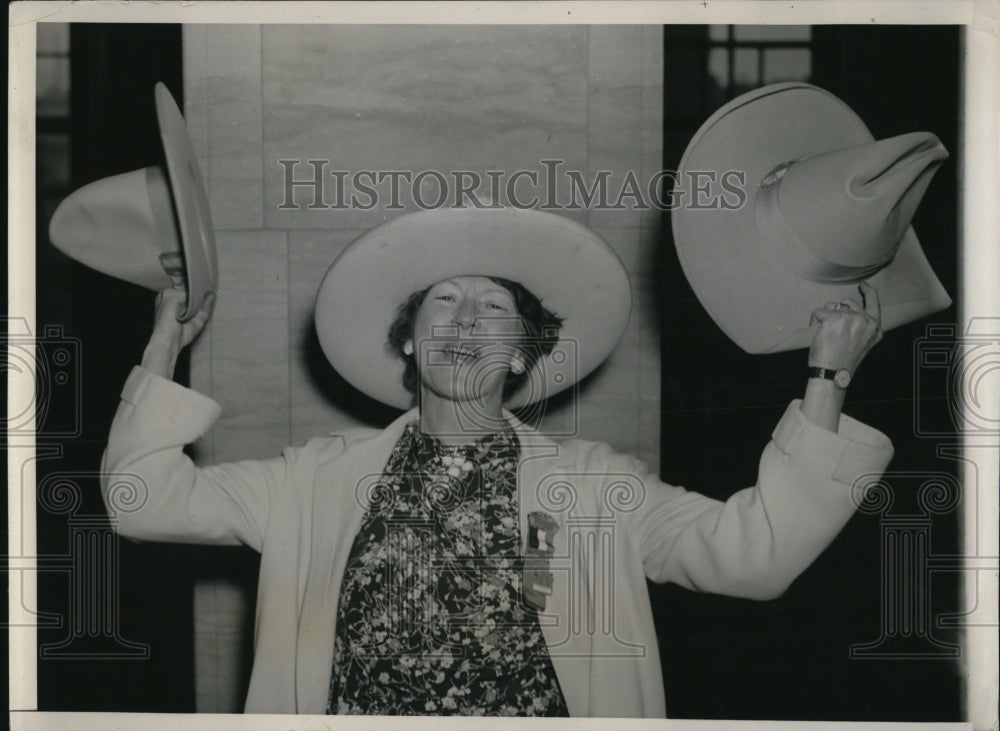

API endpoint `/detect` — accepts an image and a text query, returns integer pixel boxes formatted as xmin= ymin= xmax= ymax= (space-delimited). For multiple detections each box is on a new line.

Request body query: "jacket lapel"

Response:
xmin=296 ymin=408 xmax=418 ymax=713
xmin=507 ymin=412 xmax=591 ymax=717
xmin=296 ymin=408 xmax=591 ymax=716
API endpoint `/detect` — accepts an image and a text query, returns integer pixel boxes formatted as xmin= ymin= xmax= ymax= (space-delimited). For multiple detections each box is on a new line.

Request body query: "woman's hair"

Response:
xmin=386 ymin=277 xmax=564 ymax=401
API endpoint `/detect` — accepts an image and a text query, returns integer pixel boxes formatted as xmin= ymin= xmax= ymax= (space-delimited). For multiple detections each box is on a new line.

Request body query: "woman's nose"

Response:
xmin=453 ymin=302 xmax=477 ymax=329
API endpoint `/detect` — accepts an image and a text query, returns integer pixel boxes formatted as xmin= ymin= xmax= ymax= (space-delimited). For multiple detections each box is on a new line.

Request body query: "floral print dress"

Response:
xmin=327 ymin=422 xmax=569 ymax=716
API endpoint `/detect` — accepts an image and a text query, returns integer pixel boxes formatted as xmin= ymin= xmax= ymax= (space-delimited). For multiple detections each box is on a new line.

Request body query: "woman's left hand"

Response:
xmin=808 ymin=281 xmax=883 ymax=376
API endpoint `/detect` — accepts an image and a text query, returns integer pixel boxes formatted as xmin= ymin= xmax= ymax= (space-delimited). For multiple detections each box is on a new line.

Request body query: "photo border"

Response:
xmin=8 ymin=2 xmax=997 ymax=729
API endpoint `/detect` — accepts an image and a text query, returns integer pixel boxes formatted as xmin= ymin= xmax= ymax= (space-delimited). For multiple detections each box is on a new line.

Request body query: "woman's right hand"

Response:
xmin=153 ymin=286 xmax=215 ymax=350
xmin=142 ymin=287 xmax=216 ymax=379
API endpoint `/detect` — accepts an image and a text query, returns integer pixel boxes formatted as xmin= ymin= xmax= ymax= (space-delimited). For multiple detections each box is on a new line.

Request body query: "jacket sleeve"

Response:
xmin=99 ymin=365 xmax=293 ymax=551
xmin=620 ymin=400 xmax=894 ymax=599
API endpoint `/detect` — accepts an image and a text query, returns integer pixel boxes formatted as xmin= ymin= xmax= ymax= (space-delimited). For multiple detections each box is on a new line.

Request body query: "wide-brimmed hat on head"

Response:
xmin=315 ymin=208 xmax=631 ymax=409
xmin=48 ymin=83 xmax=217 ymax=321
xmin=672 ymin=81 xmax=951 ymax=354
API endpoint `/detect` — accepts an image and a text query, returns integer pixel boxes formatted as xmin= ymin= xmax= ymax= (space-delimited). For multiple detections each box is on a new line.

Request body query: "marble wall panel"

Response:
xmin=589 ymin=25 xmax=644 ymax=87
xmin=587 ymin=26 xmax=645 ymax=232
xmin=185 ymin=23 xmax=663 ymax=713
xmin=210 ymin=333 xmax=289 ymax=464
xmin=194 ymin=579 xmax=251 ymax=713
xmin=641 ymin=26 xmax=666 ymax=232
xmin=187 ymin=316 xmax=215 ymax=466
xmin=209 ymin=231 xmax=289 ymax=463
xmin=262 ymin=25 xmax=589 ymax=230
xmin=580 ymin=227 xmax=660 ymax=465
xmin=573 ymin=325 xmax=643 ymax=452
xmin=286 ymin=228 xmax=385 ymax=445
xmin=212 ymin=230 xmax=288 ymax=321
xmin=593 ymin=226 xmax=646 ymax=275
xmin=185 ymin=24 xmax=212 ymax=414
xmin=182 ymin=26 xmax=210 ymax=173
xmin=206 ymin=25 xmax=264 ymax=230
xmin=639 ymin=349 xmax=662 ymax=472
xmin=635 ymin=270 xmax=663 ymax=473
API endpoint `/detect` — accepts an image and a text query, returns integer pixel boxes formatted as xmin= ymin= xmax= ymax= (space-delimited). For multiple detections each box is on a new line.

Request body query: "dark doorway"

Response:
xmin=34 ymin=23 xmax=197 ymax=712
xmin=655 ymin=25 xmax=961 ymax=721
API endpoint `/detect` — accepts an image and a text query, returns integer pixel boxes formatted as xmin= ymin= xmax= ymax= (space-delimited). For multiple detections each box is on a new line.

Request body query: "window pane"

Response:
xmin=708 ymin=25 xmax=729 ymax=42
xmin=37 ymin=133 xmax=71 ymax=188
xmin=37 ymin=23 xmax=70 ymax=54
xmin=37 ymin=57 xmax=70 ymax=117
xmin=732 ymin=48 xmax=759 ymax=91
xmin=664 ymin=25 xmax=710 ymax=42
xmin=763 ymin=49 xmax=812 ymax=83
xmin=665 ymin=47 xmax=708 ymax=117
xmin=733 ymin=25 xmax=811 ymax=42
xmin=707 ymin=48 xmax=729 ymax=101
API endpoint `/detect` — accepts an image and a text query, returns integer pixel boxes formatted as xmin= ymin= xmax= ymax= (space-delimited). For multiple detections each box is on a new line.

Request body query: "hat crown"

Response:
xmin=46 ymin=83 xmax=216 ymax=322
xmin=672 ymin=81 xmax=952 ymax=354
xmin=756 ymin=131 xmax=948 ymax=283
xmin=48 ymin=166 xmax=180 ymax=291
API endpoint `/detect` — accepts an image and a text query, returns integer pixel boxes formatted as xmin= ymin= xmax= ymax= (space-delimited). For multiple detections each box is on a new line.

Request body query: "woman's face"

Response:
xmin=408 ymin=276 xmax=526 ymax=404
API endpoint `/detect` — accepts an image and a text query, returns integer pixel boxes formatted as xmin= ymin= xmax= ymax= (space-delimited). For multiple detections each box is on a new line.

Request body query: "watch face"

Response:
xmin=834 ymin=369 xmax=852 ymax=389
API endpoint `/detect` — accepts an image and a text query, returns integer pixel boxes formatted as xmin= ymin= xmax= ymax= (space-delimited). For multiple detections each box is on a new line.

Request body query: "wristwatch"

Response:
xmin=809 ymin=366 xmax=852 ymax=389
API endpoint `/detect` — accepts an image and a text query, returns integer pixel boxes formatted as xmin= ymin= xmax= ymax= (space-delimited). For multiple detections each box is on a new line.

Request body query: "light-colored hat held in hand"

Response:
xmin=672 ymin=81 xmax=952 ymax=354
xmin=314 ymin=208 xmax=632 ymax=410
xmin=48 ymin=83 xmax=217 ymax=322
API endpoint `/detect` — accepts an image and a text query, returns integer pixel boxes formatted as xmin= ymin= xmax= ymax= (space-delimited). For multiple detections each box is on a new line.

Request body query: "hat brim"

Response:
xmin=155 ymin=83 xmax=218 ymax=322
xmin=315 ymin=209 xmax=632 ymax=409
xmin=672 ymin=82 xmax=951 ymax=354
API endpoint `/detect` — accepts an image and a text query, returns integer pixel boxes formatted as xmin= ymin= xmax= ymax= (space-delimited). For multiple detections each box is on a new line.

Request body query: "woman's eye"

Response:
xmin=436 ymin=294 xmax=457 ymax=302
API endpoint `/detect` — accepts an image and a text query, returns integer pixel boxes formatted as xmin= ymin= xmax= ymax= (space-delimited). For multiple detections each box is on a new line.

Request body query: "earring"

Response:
xmin=511 ymin=358 xmax=525 ymax=375
xmin=403 ymin=340 xmax=414 ymax=356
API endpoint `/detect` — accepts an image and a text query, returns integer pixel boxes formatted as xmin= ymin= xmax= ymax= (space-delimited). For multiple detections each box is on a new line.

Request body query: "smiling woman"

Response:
xmin=386 ymin=276 xmax=564 ymax=405
xmin=329 ymin=275 xmax=567 ymax=712
xmin=401 ymin=276 xmax=532 ymax=439
xmin=29 ymin=17 xmax=969 ymax=722
xmin=98 ymin=205 xmax=896 ymax=716
xmin=314 ymin=209 xmax=633 ymax=413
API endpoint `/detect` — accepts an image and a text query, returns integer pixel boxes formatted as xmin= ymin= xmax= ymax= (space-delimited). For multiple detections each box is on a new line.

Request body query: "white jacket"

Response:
xmin=101 ymin=366 xmax=894 ymax=716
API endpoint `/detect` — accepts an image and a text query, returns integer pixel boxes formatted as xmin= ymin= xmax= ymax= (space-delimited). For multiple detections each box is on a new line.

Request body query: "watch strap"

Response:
xmin=809 ymin=366 xmax=851 ymax=388
xmin=809 ymin=367 xmax=837 ymax=380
